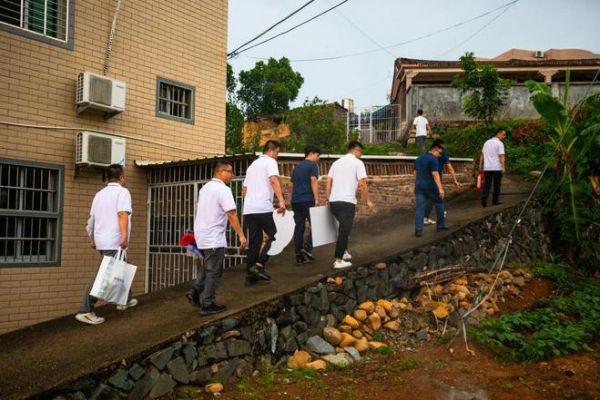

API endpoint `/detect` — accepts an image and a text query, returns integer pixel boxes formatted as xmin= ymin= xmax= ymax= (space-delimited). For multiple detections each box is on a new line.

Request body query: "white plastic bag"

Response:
xmin=90 ymin=249 xmax=137 ymax=306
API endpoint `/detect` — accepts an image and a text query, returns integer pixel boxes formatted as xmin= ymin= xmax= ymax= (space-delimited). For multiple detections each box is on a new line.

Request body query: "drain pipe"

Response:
xmin=103 ymin=0 xmax=124 ymax=76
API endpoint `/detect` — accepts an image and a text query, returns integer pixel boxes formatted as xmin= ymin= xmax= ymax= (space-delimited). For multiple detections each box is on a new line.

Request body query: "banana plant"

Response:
xmin=525 ymin=71 xmax=600 ymax=239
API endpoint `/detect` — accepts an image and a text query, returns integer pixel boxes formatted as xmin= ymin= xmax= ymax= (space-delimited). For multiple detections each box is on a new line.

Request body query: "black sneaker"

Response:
xmin=437 ymin=226 xmax=450 ymax=232
xmin=481 ymin=199 xmax=487 ymax=208
xmin=415 ymin=230 xmax=423 ymax=237
xmin=492 ymin=201 xmax=503 ymax=206
xmin=199 ymin=303 xmax=226 ymax=316
xmin=296 ymin=254 xmax=310 ymax=264
xmin=301 ymin=249 xmax=315 ymax=261
xmin=256 ymin=267 xmax=271 ymax=281
xmin=245 ymin=274 xmax=270 ymax=286
xmin=186 ymin=289 xmax=201 ymax=307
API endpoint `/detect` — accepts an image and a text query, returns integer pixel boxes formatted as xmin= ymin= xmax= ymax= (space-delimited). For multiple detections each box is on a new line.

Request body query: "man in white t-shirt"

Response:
xmin=412 ymin=109 xmax=433 ymax=153
xmin=188 ymin=161 xmax=247 ymax=316
xmin=480 ymin=130 xmax=507 ymax=207
xmin=76 ymin=164 xmax=137 ymax=325
xmin=326 ymin=141 xmax=374 ymax=269
xmin=242 ymin=140 xmax=286 ymax=285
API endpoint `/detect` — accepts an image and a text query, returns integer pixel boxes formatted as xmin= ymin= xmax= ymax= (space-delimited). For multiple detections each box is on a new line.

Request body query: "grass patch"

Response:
xmin=236 ymin=378 xmax=265 ymax=400
xmin=393 ymin=356 xmax=420 ymax=371
xmin=371 ymin=332 xmax=385 ymax=342
xmin=500 ymin=383 xmax=513 ymax=392
xmin=473 ymin=262 xmax=600 ymax=361
xmin=372 ymin=345 xmax=393 ymax=355
xmin=285 ymin=367 xmax=319 ymax=380
xmin=459 ymin=365 xmax=472 ymax=374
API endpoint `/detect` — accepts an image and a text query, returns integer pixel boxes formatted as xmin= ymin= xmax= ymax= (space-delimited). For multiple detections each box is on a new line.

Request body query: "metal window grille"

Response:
xmin=0 ymin=160 xmax=63 ymax=266
xmin=346 ymin=104 xmax=402 ymax=144
xmin=0 ymin=0 xmax=69 ymax=41
xmin=158 ymin=81 xmax=193 ymax=121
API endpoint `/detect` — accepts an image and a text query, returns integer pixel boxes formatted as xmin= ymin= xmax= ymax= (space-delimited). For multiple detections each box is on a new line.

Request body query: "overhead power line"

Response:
xmin=243 ymin=0 xmax=519 ymax=63
xmin=227 ymin=0 xmax=316 ymax=58
xmin=228 ymin=0 xmax=351 ymax=59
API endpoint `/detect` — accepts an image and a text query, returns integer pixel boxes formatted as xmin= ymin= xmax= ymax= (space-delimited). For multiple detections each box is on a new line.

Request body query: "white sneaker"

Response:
xmin=444 ymin=211 xmax=447 ymax=218
xmin=342 ymin=251 xmax=352 ymax=261
xmin=116 ymin=298 xmax=138 ymax=311
xmin=75 ymin=312 xmax=105 ymax=325
xmin=333 ymin=260 xmax=352 ymax=269
xmin=424 ymin=218 xmax=436 ymax=225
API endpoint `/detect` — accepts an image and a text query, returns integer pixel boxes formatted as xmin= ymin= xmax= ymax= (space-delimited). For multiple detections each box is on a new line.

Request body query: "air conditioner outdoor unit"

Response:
xmin=534 ymin=50 xmax=545 ymax=58
xmin=76 ymin=131 xmax=126 ymax=167
xmin=76 ymin=72 xmax=126 ymax=116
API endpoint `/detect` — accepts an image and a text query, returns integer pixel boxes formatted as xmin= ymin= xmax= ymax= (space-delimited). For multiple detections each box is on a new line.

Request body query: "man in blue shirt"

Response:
xmin=414 ymin=143 xmax=447 ymax=237
xmin=423 ymin=139 xmax=460 ymax=225
xmin=290 ymin=145 xmax=321 ymax=264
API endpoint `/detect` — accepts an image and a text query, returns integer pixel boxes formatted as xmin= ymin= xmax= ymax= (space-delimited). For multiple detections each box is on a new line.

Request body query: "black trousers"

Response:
xmin=329 ymin=201 xmax=356 ymax=259
xmin=292 ymin=201 xmax=314 ymax=255
xmin=244 ymin=212 xmax=277 ymax=271
xmin=482 ymin=171 xmax=503 ymax=205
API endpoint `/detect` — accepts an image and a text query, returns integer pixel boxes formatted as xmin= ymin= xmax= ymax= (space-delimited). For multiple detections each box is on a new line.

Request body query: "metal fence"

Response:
xmin=346 ymin=104 xmax=402 ymax=145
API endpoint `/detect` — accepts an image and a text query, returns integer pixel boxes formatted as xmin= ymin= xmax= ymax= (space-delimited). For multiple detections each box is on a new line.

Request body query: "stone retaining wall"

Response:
xmin=47 ymin=203 xmax=548 ymax=400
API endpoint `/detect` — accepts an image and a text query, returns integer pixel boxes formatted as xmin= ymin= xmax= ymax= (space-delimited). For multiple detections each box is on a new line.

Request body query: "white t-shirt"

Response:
xmin=194 ymin=178 xmax=237 ymax=249
xmin=413 ymin=115 xmax=429 ymax=137
xmin=90 ymin=183 xmax=132 ymax=250
xmin=243 ymin=155 xmax=280 ymax=215
xmin=328 ymin=153 xmax=368 ymax=204
xmin=482 ymin=137 xmax=505 ymax=171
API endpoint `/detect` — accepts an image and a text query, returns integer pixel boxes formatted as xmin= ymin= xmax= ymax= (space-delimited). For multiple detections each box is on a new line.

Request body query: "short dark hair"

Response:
xmin=106 ymin=164 xmax=124 ymax=181
xmin=214 ymin=161 xmax=232 ymax=174
xmin=347 ymin=141 xmax=364 ymax=151
xmin=417 ymin=109 xmax=423 ymax=115
xmin=263 ymin=140 xmax=280 ymax=153
xmin=429 ymin=143 xmax=443 ymax=151
xmin=432 ymin=139 xmax=444 ymax=147
xmin=304 ymin=144 xmax=322 ymax=157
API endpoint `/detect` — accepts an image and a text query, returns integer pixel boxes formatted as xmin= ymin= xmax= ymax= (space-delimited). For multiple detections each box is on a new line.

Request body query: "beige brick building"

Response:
xmin=0 ymin=0 xmax=228 ymax=333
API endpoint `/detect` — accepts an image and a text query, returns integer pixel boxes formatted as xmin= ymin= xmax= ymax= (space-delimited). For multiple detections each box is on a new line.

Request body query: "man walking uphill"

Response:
xmin=189 ymin=161 xmax=247 ymax=316
xmin=291 ymin=145 xmax=321 ymax=264
xmin=412 ymin=109 xmax=433 ymax=153
xmin=77 ymin=164 xmax=137 ymax=325
xmin=480 ymin=130 xmax=507 ymax=207
xmin=243 ymin=140 xmax=286 ymax=285
xmin=326 ymin=141 xmax=373 ymax=269
xmin=414 ymin=143 xmax=447 ymax=237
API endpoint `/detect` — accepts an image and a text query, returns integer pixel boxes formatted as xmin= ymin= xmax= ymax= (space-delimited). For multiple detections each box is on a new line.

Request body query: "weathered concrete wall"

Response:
xmin=45 ymin=202 xmax=549 ymax=399
xmin=408 ymin=83 xmax=600 ymax=123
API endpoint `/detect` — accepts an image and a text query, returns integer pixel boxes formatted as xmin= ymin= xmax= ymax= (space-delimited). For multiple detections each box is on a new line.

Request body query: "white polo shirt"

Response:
xmin=242 ymin=155 xmax=279 ymax=215
xmin=90 ymin=183 xmax=132 ymax=250
xmin=413 ymin=115 xmax=429 ymax=137
xmin=328 ymin=153 xmax=367 ymax=204
xmin=482 ymin=137 xmax=505 ymax=171
xmin=194 ymin=178 xmax=237 ymax=249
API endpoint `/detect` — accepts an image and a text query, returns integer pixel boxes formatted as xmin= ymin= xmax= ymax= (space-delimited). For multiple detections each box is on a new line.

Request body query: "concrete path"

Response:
xmin=0 ymin=178 xmax=533 ymax=399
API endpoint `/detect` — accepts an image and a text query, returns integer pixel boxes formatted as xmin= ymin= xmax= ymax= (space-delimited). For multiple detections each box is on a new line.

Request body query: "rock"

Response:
xmin=325 ymin=314 xmax=337 ymax=327
xmin=167 ymin=357 xmax=189 ymax=384
xmin=335 ymin=346 xmax=345 ymax=353
xmin=486 ymin=308 xmax=496 ymax=316
xmin=287 ymin=350 xmax=312 ymax=369
xmin=214 ymin=358 xmax=241 ymax=383
xmin=367 ymin=313 xmax=381 ymax=331
xmin=128 ymin=364 xmax=146 ymax=381
xmin=375 ymin=262 xmax=386 ymax=270
xmin=222 ymin=317 xmax=240 ymax=331
xmin=108 ymin=369 xmax=133 ymax=391
xmin=306 ymin=335 xmax=336 ymax=355
xmin=182 ymin=343 xmax=197 ymax=367
xmin=374 ymin=305 xmax=387 ymax=319
xmin=189 ymin=368 xmax=212 ymax=385
xmin=376 ymin=299 xmax=393 ymax=313
xmin=344 ymin=347 xmax=361 ymax=361
xmin=513 ymin=276 xmax=526 ymax=287
xmin=368 ymin=341 xmax=387 ymax=349
xmin=148 ymin=373 xmax=176 ymax=399
xmin=342 ymin=315 xmax=360 ymax=330
xmin=205 ymin=383 xmax=224 ymax=393
xmin=383 ymin=321 xmax=400 ymax=331
xmin=433 ymin=284 xmax=444 ymax=295
xmin=457 ymin=292 xmax=467 ymax=300
xmin=354 ymin=337 xmax=369 ymax=353
xmin=388 ymin=307 xmax=400 ymax=319
xmin=339 ymin=332 xmax=356 ymax=347
xmin=338 ymin=324 xmax=353 ymax=334
xmin=305 ymin=360 xmax=327 ymax=370
xmin=323 ymin=327 xmax=342 ymax=346
xmin=353 ymin=309 xmax=368 ymax=322
xmin=221 ymin=330 xmax=241 ymax=341
xmin=459 ymin=301 xmax=469 ymax=309
xmin=351 ymin=330 xmax=363 ymax=339
xmin=335 ymin=276 xmax=343 ymax=285
xmin=322 ymin=353 xmax=351 ymax=368
xmin=416 ymin=330 xmax=429 ymax=341
xmin=433 ymin=304 xmax=449 ymax=319
xmin=128 ymin=367 xmax=160 ymax=400
xmin=358 ymin=301 xmax=375 ymax=313
xmin=148 ymin=347 xmax=175 ymax=370
xmin=197 ymin=326 xmax=218 ymax=345
xmin=200 ymin=342 xmax=228 ymax=362
xmin=226 ymin=340 xmax=251 ymax=357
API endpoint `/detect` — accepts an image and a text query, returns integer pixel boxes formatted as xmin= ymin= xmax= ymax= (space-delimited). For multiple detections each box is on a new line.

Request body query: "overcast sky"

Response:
xmin=228 ymin=0 xmax=600 ymax=108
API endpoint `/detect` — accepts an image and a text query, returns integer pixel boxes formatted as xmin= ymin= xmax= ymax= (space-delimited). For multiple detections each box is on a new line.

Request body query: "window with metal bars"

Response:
xmin=0 ymin=0 xmax=69 ymax=42
xmin=156 ymin=77 xmax=195 ymax=124
xmin=0 ymin=159 xmax=63 ymax=267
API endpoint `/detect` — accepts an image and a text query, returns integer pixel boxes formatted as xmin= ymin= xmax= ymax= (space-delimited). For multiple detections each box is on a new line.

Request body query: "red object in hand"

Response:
xmin=476 ymin=171 xmax=485 ymax=191
xmin=180 ymin=233 xmax=196 ymax=247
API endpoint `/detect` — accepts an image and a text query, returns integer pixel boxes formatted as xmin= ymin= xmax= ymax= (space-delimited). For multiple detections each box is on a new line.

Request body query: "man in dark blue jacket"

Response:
xmin=414 ymin=143 xmax=447 ymax=237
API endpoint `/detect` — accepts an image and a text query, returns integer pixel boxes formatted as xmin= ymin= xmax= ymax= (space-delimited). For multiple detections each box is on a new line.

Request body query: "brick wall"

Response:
xmin=0 ymin=0 xmax=227 ymax=334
